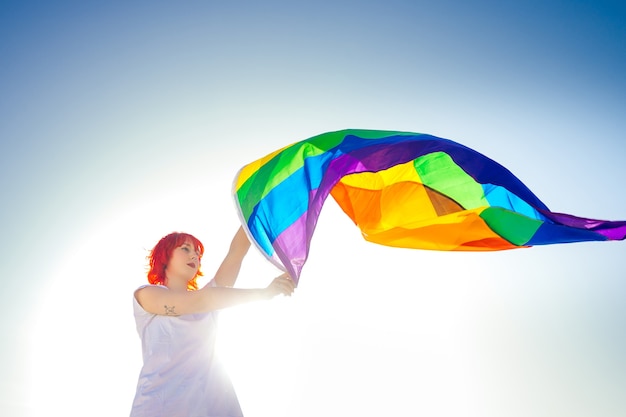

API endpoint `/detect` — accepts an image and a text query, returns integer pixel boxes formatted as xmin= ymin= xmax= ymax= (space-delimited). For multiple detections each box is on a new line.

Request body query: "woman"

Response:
xmin=130 ymin=226 xmax=295 ymax=417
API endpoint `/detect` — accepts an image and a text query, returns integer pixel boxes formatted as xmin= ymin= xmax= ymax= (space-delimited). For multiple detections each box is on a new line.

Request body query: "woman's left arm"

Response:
xmin=213 ymin=226 xmax=251 ymax=287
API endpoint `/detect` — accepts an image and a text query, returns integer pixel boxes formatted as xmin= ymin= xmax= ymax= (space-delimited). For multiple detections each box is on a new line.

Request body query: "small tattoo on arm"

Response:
xmin=164 ymin=305 xmax=177 ymax=315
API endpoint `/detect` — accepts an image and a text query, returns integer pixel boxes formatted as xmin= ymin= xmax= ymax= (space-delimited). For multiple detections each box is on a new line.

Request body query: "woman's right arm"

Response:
xmin=135 ymin=273 xmax=295 ymax=316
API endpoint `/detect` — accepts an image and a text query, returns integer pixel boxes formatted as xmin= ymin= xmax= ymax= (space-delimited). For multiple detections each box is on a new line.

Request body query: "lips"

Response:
xmin=187 ymin=262 xmax=196 ymax=268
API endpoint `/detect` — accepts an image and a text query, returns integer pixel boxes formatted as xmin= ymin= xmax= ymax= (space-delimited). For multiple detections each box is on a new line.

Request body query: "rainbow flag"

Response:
xmin=233 ymin=129 xmax=626 ymax=282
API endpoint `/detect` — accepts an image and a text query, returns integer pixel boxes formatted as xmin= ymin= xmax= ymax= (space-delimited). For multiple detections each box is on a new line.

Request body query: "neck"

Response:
xmin=165 ymin=275 xmax=191 ymax=291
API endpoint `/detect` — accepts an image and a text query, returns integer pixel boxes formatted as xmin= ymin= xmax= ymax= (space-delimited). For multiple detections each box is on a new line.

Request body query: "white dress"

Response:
xmin=130 ymin=283 xmax=243 ymax=417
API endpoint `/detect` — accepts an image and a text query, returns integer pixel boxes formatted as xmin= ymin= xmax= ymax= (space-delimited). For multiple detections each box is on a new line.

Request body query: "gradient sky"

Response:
xmin=1 ymin=1 xmax=625 ymax=416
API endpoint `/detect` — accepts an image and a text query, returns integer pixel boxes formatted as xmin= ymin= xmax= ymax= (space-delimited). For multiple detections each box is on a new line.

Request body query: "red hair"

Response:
xmin=148 ymin=232 xmax=204 ymax=290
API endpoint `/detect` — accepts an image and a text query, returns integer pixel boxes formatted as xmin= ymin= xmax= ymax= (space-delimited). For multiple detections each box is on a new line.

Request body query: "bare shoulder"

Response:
xmin=135 ymin=284 xmax=168 ymax=301
xmin=135 ymin=285 xmax=180 ymax=316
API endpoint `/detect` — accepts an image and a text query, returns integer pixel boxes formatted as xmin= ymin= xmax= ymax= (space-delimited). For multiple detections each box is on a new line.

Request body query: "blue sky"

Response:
xmin=1 ymin=1 xmax=625 ymax=416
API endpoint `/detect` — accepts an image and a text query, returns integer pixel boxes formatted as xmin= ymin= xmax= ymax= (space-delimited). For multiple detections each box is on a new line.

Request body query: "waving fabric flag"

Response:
xmin=233 ymin=129 xmax=626 ymax=282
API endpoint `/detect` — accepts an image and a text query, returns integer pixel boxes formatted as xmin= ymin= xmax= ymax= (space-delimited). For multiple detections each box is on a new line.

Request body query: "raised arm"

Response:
xmin=135 ymin=272 xmax=295 ymax=316
xmin=214 ymin=226 xmax=251 ymax=287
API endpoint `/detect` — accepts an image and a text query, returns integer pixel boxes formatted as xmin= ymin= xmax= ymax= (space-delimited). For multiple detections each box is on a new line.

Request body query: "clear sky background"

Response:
xmin=1 ymin=1 xmax=625 ymax=416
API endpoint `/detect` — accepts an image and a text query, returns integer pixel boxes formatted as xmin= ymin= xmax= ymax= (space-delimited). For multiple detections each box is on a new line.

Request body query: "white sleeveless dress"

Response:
xmin=130 ymin=283 xmax=243 ymax=417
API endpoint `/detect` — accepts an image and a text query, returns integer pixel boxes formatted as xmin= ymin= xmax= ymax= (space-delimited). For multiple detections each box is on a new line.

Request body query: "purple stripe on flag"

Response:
xmin=541 ymin=210 xmax=626 ymax=240
xmin=272 ymin=210 xmax=309 ymax=283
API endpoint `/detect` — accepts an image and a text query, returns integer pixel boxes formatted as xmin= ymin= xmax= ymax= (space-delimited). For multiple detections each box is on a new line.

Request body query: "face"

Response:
xmin=165 ymin=240 xmax=201 ymax=282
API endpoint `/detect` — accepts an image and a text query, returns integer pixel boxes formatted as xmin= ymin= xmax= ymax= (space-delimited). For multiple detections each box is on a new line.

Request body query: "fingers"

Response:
xmin=272 ymin=273 xmax=295 ymax=296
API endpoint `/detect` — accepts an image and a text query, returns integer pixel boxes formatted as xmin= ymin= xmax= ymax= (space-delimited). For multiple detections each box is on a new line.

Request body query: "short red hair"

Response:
xmin=148 ymin=232 xmax=204 ymax=290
